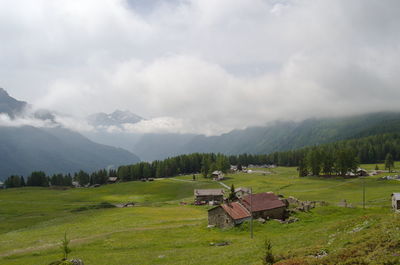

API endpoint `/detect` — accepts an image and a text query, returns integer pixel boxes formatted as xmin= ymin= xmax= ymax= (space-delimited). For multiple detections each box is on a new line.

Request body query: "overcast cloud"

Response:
xmin=1 ymin=0 xmax=400 ymax=135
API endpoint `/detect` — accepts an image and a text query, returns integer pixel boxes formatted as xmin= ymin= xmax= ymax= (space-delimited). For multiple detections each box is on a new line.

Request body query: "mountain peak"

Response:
xmin=0 ymin=88 xmax=27 ymax=118
xmin=87 ymin=110 xmax=143 ymax=127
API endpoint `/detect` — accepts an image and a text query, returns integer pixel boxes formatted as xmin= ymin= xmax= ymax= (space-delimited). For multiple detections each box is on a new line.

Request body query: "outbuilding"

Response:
xmin=208 ymin=202 xmax=251 ymax=228
xmin=392 ymin=193 xmax=400 ymax=211
xmin=194 ymin=189 xmax=225 ymax=205
xmin=234 ymin=187 xmax=251 ymax=199
xmin=241 ymin=192 xmax=287 ymax=220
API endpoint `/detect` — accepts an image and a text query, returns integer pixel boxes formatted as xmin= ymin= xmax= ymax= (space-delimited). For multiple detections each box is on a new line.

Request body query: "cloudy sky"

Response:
xmin=1 ymin=0 xmax=400 ymax=135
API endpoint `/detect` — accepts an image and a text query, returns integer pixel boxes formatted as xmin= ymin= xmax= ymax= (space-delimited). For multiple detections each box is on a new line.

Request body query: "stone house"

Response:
xmin=107 ymin=177 xmax=119 ymax=184
xmin=211 ymin=171 xmax=224 ymax=180
xmin=392 ymin=193 xmax=400 ymax=211
xmin=234 ymin=187 xmax=251 ymax=199
xmin=208 ymin=202 xmax=251 ymax=228
xmin=241 ymin=192 xmax=287 ymax=220
xmin=194 ymin=189 xmax=224 ymax=205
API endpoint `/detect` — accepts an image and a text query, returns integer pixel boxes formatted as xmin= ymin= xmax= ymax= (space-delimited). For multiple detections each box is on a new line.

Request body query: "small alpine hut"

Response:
xmin=357 ymin=168 xmax=369 ymax=177
xmin=392 ymin=193 xmax=400 ymax=212
xmin=241 ymin=192 xmax=287 ymax=220
xmin=194 ymin=189 xmax=224 ymax=205
xmin=208 ymin=202 xmax=251 ymax=228
xmin=107 ymin=177 xmax=119 ymax=184
xmin=211 ymin=170 xmax=224 ymax=180
xmin=234 ymin=187 xmax=251 ymax=199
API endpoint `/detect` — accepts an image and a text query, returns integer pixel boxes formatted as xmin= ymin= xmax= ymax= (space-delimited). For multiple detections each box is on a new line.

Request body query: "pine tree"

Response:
xmin=262 ymin=239 xmax=275 ymax=265
xmin=60 ymin=232 xmax=71 ymax=260
xmin=297 ymin=159 xmax=308 ymax=177
xmin=385 ymin=153 xmax=395 ymax=172
xmin=228 ymin=184 xmax=236 ymax=201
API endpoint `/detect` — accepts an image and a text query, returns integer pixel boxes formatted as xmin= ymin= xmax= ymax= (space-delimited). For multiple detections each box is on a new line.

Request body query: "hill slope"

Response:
xmin=130 ymin=112 xmax=400 ymax=160
xmin=0 ymin=89 xmax=140 ymax=180
xmin=0 ymin=126 xmax=140 ymax=179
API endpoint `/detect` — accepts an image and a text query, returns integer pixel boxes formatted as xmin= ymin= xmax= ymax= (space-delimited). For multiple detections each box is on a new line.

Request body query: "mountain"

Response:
xmin=178 ymin=112 xmax=400 ymax=155
xmin=0 ymin=90 xmax=140 ymax=180
xmin=132 ymin=133 xmax=198 ymax=161
xmin=125 ymin=112 xmax=400 ymax=161
xmin=87 ymin=110 xmax=143 ymax=127
xmin=0 ymin=88 xmax=27 ymax=118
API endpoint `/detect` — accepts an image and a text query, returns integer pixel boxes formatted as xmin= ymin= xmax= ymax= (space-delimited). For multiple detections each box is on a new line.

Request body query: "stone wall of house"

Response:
xmin=253 ymin=206 xmax=286 ymax=220
xmin=196 ymin=195 xmax=223 ymax=204
xmin=208 ymin=207 xmax=235 ymax=228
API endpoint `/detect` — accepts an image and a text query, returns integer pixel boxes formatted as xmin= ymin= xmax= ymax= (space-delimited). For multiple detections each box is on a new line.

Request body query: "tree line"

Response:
xmin=3 ymin=133 xmax=400 ymax=188
xmin=116 ymin=153 xmax=230 ymax=181
xmin=3 ymin=169 xmax=118 ymax=188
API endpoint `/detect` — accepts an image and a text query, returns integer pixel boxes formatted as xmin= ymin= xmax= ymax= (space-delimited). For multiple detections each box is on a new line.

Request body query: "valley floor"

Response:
xmin=1 ymin=164 xmax=400 ymax=264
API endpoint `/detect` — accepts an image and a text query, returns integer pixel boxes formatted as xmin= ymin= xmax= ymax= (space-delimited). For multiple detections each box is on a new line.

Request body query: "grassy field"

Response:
xmin=1 ymin=164 xmax=400 ymax=264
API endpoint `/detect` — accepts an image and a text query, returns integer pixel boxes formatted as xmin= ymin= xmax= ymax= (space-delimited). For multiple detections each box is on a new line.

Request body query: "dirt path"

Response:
xmin=0 ymin=222 xmax=200 ymax=258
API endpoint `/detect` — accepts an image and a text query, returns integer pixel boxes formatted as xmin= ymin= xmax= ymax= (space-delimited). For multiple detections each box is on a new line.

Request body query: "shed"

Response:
xmin=241 ymin=192 xmax=287 ymax=220
xmin=107 ymin=177 xmax=119 ymax=184
xmin=211 ymin=170 xmax=224 ymax=180
xmin=357 ymin=168 xmax=369 ymax=177
xmin=208 ymin=202 xmax=251 ymax=228
xmin=234 ymin=187 xmax=251 ymax=198
xmin=392 ymin=193 xmax=400 ymax=211
xmin=0 ymin=181 xmax=4 ymax=189
xmin=194 ymin=189 xmax=224 ymax=205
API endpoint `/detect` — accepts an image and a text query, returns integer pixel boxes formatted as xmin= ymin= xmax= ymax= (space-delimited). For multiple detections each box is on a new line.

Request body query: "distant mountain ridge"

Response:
xmin=129 ymin=112 xmax=400 ymax=161
xmin=87 ymin=110 xmax=143 ymax=128
xmin=0 ymin=88 xmax=27 ymax=118
xmin=0 ymin=89 xmax=140 ymax=180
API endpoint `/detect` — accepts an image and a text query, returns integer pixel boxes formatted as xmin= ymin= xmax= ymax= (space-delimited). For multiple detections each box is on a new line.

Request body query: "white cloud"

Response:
xmin=1 ymin=0 xmax=400 ymax=135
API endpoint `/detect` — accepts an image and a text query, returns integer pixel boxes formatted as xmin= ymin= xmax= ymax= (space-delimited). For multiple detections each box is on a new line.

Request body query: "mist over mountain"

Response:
xmin=82 ymin=109 xmax=400 ymax=162
xmin=0 ymin=88 xmax=27 ymax=118
xmin=87 ymin=110 xmax=143 ymax=128
xmin=0 ymin=90 xmax=140 ymax=180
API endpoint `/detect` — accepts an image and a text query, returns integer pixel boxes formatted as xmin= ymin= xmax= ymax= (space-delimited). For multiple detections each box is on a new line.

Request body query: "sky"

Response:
xmin=1 ymin=0 xmax=400 ymax=135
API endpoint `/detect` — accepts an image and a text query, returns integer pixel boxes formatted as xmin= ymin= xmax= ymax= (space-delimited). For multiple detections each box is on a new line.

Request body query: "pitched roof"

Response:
xmin=235 ymin=187 xmax=250 ymax=193
xmin=221 ymin=202 xmax=251 ymax=220
xmin=194 ymin=189 xmax=224 ymax=196
xmin=242 ymin=192 xmax=285 ymax=212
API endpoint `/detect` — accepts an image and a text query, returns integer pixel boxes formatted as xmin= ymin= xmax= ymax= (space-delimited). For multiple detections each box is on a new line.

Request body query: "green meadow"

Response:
xmin=1 ymin=164 xmax=400 ymax=265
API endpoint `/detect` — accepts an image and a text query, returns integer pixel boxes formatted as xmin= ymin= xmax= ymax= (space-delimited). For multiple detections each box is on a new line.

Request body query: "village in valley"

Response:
xmin=2 ymin=158 xmax=400 ymax=264
xmin=190 ymin=164 xmax=400 ymax=231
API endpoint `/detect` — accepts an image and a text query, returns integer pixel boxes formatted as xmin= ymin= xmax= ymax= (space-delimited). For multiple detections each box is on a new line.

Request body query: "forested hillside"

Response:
xmin=131 ymin=112 xmax=400 ymax=161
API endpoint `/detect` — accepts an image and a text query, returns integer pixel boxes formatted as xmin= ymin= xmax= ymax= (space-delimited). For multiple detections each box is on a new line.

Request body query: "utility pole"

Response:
xmin=250 ymin=187 xmax=253 ymax=239
xmin=362 ymin=176 xmax=366 ymax=210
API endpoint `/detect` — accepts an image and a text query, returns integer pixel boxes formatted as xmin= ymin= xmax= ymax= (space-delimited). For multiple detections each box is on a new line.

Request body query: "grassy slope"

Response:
xmin=1 ymin=164 xmax=400 ymax=265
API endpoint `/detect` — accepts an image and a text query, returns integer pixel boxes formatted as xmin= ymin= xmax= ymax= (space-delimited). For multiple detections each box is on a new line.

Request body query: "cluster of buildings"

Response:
xmin=194 ymin=188 xmax=287 ymax=228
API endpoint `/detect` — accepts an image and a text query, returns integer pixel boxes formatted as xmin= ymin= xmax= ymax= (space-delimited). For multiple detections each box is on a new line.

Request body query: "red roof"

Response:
xmin=221 ymin=202 xmax=251 ymax=220
xmin=242 ymin=192 xmax=285 ymax=212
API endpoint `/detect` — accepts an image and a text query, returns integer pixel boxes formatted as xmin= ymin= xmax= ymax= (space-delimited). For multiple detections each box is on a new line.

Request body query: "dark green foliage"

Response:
xmin=75 ymin=170 xmax=90 ymax=186
xmin=4 ymin=175 xmax=25 ymax=188
xmin=262 ymin=239 xmax=275 ymax=265
xmin=228 ymin=184 xmax=236 ymax=202
xmin=297 ymin=160 xmax=308 ymax=177
xmin=61 ymin=232 xmax=71 ymax=260
xmin=27 ymin=171 xmax=49 ymax=187
xmin=263 ymin=133 xmax=400 ymax=168
xmin=71 ymin=202 xmax=116 ymax=212
xmin=306 ymin=149 xmax=321 ymax=176
xmin=50 ymin=174 xmax=72 ymax=186
xmin=385 ymin=153 xmax=395 ymax=172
